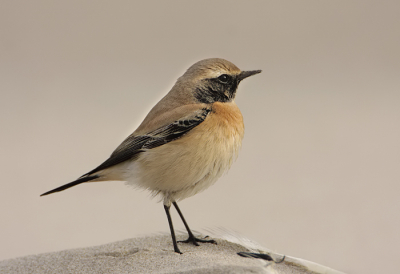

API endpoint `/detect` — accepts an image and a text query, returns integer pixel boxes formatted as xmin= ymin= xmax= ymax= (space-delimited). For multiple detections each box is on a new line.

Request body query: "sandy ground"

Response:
xmin=0 ymin=234 xmax=345 ymax=274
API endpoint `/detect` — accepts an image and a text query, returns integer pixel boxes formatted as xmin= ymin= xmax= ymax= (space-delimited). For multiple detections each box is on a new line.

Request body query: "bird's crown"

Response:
xmin=182 ymin=58 xmax=242 ymax=81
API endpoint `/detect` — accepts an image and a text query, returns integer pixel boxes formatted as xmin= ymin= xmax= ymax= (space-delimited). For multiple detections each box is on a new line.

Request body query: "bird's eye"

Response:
xmin=218 ymin=74 xmax=230 ymax=83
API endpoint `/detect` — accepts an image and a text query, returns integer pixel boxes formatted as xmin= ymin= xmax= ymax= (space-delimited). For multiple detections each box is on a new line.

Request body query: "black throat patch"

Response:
xmin=194 ymin=76 xmax=239 ymax=104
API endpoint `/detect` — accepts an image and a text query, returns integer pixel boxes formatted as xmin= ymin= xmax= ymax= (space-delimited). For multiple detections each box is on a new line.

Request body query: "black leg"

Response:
xmin=164 ymin=204 xmax=182 ymax=254
xmin=172 ymin=202 xmax=217 ymax=246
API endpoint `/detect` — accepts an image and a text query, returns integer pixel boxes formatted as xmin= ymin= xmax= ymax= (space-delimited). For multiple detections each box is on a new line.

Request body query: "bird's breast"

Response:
xmin=125 ymin=101 xmax=244 ymax=201
xmin=207 ymin=101 xmax=244 ymax=140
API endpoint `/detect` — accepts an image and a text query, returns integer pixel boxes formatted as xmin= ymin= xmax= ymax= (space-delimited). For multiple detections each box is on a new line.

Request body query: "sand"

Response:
xmin=0 ymin=234 xmax=345 ymax=274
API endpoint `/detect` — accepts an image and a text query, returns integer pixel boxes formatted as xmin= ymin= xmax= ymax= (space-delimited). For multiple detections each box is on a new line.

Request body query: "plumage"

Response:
xmin=124 ymin=101 xmax=244 ymax=205
xmin=41 ymin=58 xmax=261 ymax=253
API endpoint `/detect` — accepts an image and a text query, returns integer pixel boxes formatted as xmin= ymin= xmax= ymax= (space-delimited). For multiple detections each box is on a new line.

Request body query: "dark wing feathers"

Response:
xmin=82 ymin=107 xmax=211 ymax=177
xmin=40 ymin=175 xmax=100 ymax=196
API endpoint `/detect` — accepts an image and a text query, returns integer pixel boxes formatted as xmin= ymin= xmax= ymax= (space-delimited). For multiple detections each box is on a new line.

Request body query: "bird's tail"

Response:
xmin=40 ymin=175 xmax=100 ymax=196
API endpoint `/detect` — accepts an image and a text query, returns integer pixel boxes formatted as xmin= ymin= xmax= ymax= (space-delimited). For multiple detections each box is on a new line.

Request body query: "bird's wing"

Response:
xmin=82 ymin=106 xmax=211 ymax=177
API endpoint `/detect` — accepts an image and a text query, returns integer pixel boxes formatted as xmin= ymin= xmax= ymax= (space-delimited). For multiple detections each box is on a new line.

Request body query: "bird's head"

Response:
xmin=179 ymin=58 xmax=261 ymax=104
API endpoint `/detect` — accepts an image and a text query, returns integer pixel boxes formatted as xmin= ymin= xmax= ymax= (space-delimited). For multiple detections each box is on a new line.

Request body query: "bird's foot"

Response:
xmin=173 ymin=247 xmax=183 ymax=254
xmin=178 ymin=235 xmax=217 ymax=246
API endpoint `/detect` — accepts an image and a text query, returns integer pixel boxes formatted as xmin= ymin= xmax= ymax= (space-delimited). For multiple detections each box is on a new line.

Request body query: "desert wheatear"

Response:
xmin=41 ymin=58 xmax=261 ymax=253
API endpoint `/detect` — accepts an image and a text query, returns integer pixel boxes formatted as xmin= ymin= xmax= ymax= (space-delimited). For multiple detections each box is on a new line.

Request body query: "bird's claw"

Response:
xmin=178 ymin=235 xmax=217 ymax=246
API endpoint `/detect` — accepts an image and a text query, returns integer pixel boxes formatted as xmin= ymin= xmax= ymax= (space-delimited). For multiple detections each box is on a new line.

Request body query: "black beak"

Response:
xmin=238 ymin=70 xmax=262 ymax=82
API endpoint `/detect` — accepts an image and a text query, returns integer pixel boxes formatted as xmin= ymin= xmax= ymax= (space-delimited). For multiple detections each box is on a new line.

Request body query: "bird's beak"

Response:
xmin=238 ymin=70 xmax=262 ymax=82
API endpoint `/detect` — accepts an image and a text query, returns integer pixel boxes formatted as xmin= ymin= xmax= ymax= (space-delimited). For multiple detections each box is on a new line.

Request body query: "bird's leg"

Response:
xmin=172 ymin=202 xmax=217 ymax=246
xmin=164 ymin=204 xmax=182 ymax=254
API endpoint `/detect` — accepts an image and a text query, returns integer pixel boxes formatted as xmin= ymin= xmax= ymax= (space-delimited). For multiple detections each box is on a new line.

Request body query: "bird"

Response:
xmin=40 ymin=58 xmax=261 ymax=254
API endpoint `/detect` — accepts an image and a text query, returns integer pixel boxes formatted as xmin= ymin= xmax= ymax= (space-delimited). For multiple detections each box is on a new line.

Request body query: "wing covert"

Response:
xmin=82 ymin=107 xmax=211 ymax=177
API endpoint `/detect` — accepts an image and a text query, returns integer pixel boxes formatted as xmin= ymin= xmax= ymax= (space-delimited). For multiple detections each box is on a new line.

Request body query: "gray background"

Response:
xmin=1 ymin=1 xmax=399 ymax=274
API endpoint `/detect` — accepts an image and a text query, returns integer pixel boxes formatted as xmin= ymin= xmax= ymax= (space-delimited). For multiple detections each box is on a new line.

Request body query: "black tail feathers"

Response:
xmin=40 ymin=175 xmax=100 ymax=196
